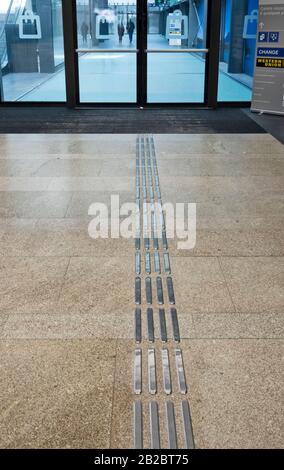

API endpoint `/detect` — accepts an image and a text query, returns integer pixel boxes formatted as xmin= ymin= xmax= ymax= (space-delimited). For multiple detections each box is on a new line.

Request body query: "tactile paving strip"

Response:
xmin=133 ymin=136 xmax=195 ymax=450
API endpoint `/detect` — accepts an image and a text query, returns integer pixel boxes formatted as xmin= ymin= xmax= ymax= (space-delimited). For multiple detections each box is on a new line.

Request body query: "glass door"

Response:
xmin=76 ymin=0 xmax=138 ymax=103
xmin=74 ymin=0 xmax=209 ymax=106
xmin=146 ymin=0 xmax=209 ymax=103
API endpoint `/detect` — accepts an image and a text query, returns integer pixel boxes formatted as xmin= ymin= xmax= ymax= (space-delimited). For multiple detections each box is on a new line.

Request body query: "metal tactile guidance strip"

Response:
xmin=154 ymin=252 xmax=161 ymax=274
xmin=145 ymin=277 xmax=152 ymax=305
xmin=159 ymin=308 xmax=167 ymax=343
xmin=167 ymin=277 xmax=176 ymax=305
xmin=135 ymin=277 xmax=141 ymax=305
xmin=162 ymin=231 xmax=168 ymax=250
xmin=153 ymin=236 xmax=159 ymax=251
xmin=145 ymin=252 xmax=151 ymax=275
xmin=135 ymin=237 xmax=140 ymax=251
xmin=170 ymin=308 xmax=181 ymax=343
xmin=162 ymin=348 xmax=172 ymax=395
xmin=132 ymin=136 xmax=194 ymax=451
xmin=147 ymin=308 xmax=155 ymax=343
xmin=149 ymin=401 xmax=160 ymax=449
xmin=163 ymin=253 xmax=171 ymax=274
xmin=156 ymin=276 xmax=164 ymax=305
xmin=148 ymin=348 xmax=157 ymax=395
xmin=181 ymin=401 xmax=195 ymax=449
xmin=133 ymin=401 xmax=143 ymax=449
xmin=165 ymin=401 xmax=178 ymax=449
xmin=175 ymin=349 xmax=187 ymax=395
xmin=134 ymin=349 xmax=142 ymax=395
xmin=135 ymin=252 xmax=141 ymax=275
xmin=135 ymin=308 xmax=142 ymax=344
xmin=144 ymin=237 xmax=150 ymax=251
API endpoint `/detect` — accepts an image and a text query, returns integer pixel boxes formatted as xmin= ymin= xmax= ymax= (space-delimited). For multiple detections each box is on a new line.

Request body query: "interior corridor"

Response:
xmin=0 ymin=132 xmax=283 ymax=449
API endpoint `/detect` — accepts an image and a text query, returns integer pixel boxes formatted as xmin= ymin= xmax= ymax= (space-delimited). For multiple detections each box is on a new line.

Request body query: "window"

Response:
xmin=0 ymin=0 xmax=66 ymax=102
xmin=218 ymin=0 xmax=259 ymax=102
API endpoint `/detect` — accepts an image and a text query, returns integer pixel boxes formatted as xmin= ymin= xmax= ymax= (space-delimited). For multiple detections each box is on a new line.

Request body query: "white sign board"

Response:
xmin=251 ymin=0 xmax=284 ymax=115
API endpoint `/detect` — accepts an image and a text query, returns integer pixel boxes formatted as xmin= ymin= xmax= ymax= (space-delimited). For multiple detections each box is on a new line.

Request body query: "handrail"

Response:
xmin=76 ymin=49 xmax=139 ymax=53
xmin=76 ymin=48 xmax=208 ymax=54
xmin=145 ymin=48 xmax=209 ymax=53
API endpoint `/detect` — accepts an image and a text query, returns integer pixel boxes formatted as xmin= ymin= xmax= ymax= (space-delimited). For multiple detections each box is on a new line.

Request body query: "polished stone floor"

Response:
xmin=0 ymin=133 xmax=283 ymax=449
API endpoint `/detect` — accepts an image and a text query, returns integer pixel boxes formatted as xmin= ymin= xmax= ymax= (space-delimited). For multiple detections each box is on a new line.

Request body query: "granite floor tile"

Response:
xmin=220 ymin=257 xmax=284 ymax=313
xmin=0 ymin=192 xmax=72 ymax=218
xmin=154 ymin=134 xmax=284 ymax=155
xmin=0 ymin=137 xmax=137 ymax=156
xmin=170 ymin=257 xmax=235 ymax=313
xmin=182 ymin=339 xmax=284 ymax=448
xmin=0 ymin=177 xmax=52 ymax=191
xmin=0 ymin=218 xmax=37 ymax=256
xmin=158 ymin=156 xmax=284 ymax=177
xmin=154 ymin=140 xmax=214 ymax=155
xmin=0 ymin=257 xmax=69 ymax=314
xmin=0 ymin=159 xmax=41 ymax=177
xmin=0 ymin=339 xmax=116 ymax=448
xmin=1 ymin=313 xmax=121 ymax=339
xmin=208 ymin=137 xmax=284 ymax=155
xmin=26 ymin=218 xmax=133 ymax=257
xmin=33 ymin=159 xmax=103 ymax=177
xmin=157 ymin=153 xmax=284 ymax=162
xmin=100 ymin=158 xmax=136 ymax=177
xmin=189 ymin=313 xmax=284 ymax=339
xmin=58 ymin=256 xmax=133 ymax=315
xmin=168 ymin=228 xmax=284 ymax=257
xmin=48 ymin=176 xmax=134 ymax=192
xmin=66 ymin=191 xmax=134 ymax=218
xmin=0 ymin=314 xmax=8 ymax=333
xmin=160 ymin=176 xmax=284 ymax=201
xmin=0 ymin=153 xmax=135 ymax=161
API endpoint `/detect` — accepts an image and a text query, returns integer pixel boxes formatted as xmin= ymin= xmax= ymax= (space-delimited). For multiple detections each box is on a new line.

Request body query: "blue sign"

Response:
xmin=269 ymin=32 xmax=279 ymax=43
xmin=257 ymin=47 xmax=284 ymax=58
xmin=258 ymin=32 xmax=268 ymax=42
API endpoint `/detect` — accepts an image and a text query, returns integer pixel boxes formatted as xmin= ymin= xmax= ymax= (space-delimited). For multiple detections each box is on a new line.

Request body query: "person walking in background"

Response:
xmin=81 ymin=21 xmax=89 ymax=44
xmin=117 ymin=22 xmax=125 ymax=45
xmin=126 ymin=19 xmax=135 ymax=45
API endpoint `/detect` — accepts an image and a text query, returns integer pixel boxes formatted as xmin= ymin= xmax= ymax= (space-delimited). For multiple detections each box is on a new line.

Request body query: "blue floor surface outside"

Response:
xmin=1 ymin=35 xmax=252 ymax=103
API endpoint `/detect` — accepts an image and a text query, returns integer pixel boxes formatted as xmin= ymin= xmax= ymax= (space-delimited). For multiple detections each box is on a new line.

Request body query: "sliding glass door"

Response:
xmin=146 ymin=0 xmax=209 ymax=103
xmin=76 ymin=0 xmax=209 ymax=105
xmin=76 ymin=0 xmax=137 ymax=103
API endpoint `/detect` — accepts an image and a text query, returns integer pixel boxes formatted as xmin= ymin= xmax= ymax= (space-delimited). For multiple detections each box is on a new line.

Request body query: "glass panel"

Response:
xmin=218 ymin=0 xmax=259 ymax=102
xmin=78 ymin=53 xmax=136 ymax=102
xmin=147 ymin=0 xmax=207 ymax=51
xmin=77 ymin=0 xmax=137 ymax=50
xmin=0 ymin=0 xmax=66 ymax=102
xmin=76 ymin=0 xmax=137 ymax=103
xmin=147 ymin=0 xmax=207 ymax=103
xmin=148 ymin=52 xmax=206 ymax=103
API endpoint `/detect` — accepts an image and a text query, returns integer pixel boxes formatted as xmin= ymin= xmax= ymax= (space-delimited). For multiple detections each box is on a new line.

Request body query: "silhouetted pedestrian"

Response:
xmin=127 ymin=19 xmax=135 ymax=45
xmin=118 ymin=22 xmax=125 ymax=44
xmin=81 ymin=21 xmax=88 ymax=44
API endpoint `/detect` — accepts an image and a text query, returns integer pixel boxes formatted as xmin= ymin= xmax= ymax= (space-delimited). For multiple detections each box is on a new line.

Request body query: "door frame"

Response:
xmin=63 ymin=0 xmax=222 ymax=109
